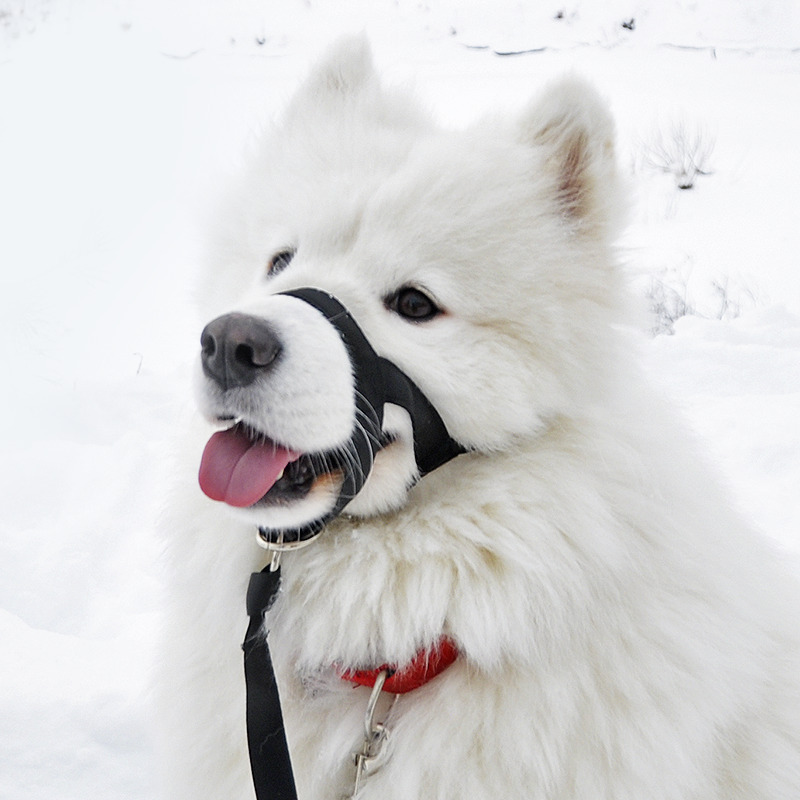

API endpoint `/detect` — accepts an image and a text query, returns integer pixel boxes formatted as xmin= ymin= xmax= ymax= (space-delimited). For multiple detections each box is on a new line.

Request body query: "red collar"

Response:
xmin=339 ymin=638 xmax=458 ymax=694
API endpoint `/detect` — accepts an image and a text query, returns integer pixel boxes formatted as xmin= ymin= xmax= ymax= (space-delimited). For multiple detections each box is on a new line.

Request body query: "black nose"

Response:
xmin=200 ymin=313 xmax=282 ymax=390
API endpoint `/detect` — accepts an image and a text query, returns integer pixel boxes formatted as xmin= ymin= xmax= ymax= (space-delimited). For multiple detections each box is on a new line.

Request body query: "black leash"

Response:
xmin=244 ymin=566 xmax=298 ymax=800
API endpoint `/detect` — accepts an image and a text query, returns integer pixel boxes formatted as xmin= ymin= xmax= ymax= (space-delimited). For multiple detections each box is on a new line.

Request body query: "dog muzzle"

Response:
xmin=200 ymin=287 xmax=465 ymax=550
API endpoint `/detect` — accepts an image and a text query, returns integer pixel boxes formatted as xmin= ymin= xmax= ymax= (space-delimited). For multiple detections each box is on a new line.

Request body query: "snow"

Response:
xmin=0 ymin=2 xmax=798 ymax=797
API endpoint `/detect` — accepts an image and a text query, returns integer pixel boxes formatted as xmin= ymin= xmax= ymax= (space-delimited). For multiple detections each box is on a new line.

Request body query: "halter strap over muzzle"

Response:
xmin=256 ymin=287 xmax=465 ymax=547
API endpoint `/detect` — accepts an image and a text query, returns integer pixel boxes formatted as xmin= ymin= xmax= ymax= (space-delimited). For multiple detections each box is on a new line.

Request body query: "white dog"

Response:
xmin=156 ymin=38 xmax=800 ymax=800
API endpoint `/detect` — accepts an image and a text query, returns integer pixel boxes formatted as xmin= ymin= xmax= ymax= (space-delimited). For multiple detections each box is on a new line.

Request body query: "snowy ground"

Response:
xmin=1 ymin=2 xmax=798 ymax=797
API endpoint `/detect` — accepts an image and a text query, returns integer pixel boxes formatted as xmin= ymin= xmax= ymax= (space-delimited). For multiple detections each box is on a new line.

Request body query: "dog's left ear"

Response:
xmin=280 ymin=35 xmax=379 ymax=129
xmin=520 ymin=77 xmax=622 ymax=233
xmin=292 ymin=34 xmax=377 ymax=110
xmin=284 ymin=35 xmax=430 ymax=133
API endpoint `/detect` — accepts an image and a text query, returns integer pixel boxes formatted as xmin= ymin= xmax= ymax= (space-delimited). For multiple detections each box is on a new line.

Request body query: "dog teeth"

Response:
xmin=276 ymin=468 xmax=285 ymax=481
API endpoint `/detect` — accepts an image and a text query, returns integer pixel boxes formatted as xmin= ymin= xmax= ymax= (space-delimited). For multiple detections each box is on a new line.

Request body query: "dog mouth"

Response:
xmin=198 ymin=422 xmax=344 ymax=509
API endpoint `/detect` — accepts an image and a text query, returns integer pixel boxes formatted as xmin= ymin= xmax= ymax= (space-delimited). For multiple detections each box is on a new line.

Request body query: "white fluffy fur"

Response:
xmin=156 ymin=37 xmax=800 ymax=799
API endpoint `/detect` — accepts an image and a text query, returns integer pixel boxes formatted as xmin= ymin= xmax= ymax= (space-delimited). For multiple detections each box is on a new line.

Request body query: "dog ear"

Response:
xmin=519 ymin=77 xmax=622 ymax=232
xmin=287 ymin=35 xmax=377 ymax=114
xmin=283 ymin=36 xmax=431 ymax=136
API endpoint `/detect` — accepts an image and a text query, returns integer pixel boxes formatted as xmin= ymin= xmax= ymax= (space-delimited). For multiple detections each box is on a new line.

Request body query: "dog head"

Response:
xmin=194 ymin=37 xmax=624 ymax=541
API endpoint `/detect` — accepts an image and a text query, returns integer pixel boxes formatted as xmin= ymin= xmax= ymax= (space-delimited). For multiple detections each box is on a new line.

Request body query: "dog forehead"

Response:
xmin=367 ymin=136 xmax=547 ymax=237
xmin=346 ymin=141 xmax=552 ymax=272
xmin=266 ymin=162 xmax=558 ymax=331
xmin=252 ymin=113 xmax=581 ymax=321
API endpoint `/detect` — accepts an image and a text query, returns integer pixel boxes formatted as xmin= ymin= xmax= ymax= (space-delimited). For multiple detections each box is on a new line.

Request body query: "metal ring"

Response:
xmin=256 ymin=527 xmax=324 ymax=552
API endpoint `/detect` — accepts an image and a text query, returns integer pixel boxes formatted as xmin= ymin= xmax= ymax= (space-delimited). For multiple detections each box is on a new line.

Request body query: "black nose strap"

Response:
xmin=282 ymin=288 xmax=466 ymax=474
xmin=378 ymin=354 xmax=466 ymax=476
xmin=260 ymin=287 xmax=464 ymax=540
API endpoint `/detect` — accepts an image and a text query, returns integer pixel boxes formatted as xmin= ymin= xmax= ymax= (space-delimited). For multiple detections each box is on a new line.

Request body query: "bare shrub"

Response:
xmin=643 ymin=260 xmax=759 ymax=336
xmin=645 ymin=276 xmax=693 ymax=335
xmin=644 ymin=120 xmax=715 ymax=190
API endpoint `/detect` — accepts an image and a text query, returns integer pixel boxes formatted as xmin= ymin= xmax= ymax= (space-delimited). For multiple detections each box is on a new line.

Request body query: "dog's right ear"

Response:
xmin=519 ymin=76 xmax=623 ymax=236
xmin=286 ymin=35 xmax=377 ymax=116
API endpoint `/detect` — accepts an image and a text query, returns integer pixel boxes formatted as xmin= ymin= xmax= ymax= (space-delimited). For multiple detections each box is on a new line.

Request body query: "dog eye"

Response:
xmin=386 ymin=287 xmax=441 ymax=322
xmin=266 ymin=249 xmax=295 ymax=277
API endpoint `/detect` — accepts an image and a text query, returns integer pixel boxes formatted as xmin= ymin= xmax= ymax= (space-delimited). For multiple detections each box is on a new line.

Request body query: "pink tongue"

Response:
xmin=199 ymin=427 xmax=300 ymax=508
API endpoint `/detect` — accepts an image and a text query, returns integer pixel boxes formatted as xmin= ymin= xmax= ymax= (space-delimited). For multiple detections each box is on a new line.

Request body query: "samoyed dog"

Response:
xmin=157 ymin=38 xmax=800 ymax=800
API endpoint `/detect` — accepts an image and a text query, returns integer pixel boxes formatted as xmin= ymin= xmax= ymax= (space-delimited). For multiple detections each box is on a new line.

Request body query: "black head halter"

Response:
xmin=256 ymin=287 xmax=465 ymax=546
